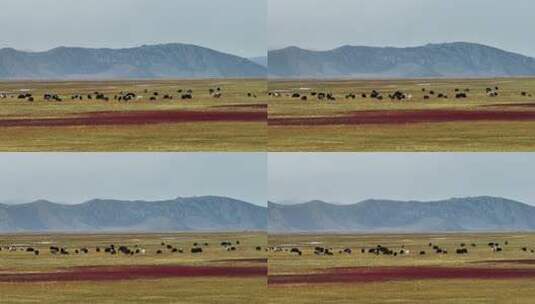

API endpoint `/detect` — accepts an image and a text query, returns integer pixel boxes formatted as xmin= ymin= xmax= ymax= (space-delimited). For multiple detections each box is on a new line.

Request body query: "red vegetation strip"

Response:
xmin=268 ymin=109 xmax=535 ymax=126
xmin=0 ymin=110 xmax=266 ymax=128
xmin=268 ymin=266 xmax=535 ymax=285
xmin=0 ymin=265 xmax=267 ymax=283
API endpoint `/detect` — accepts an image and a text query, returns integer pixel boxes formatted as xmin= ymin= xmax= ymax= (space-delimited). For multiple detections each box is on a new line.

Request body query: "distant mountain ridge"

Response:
xmin=269 ymin=196 xmax=535 ymax=233
xmin=0 ymin=196 xmax=267 ymax=232
xmin=268 ymin=42 xmax=535 ymax=78
xmin=0 ymin=43 xmax=266 ymax=79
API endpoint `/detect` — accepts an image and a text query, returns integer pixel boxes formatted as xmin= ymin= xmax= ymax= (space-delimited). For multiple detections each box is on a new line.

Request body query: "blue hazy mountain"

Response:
xmin=269 ymin=196 xmax=535 ymax=232
xmin=0 ymin=196 xmax=266 ymax=232
xmin=268 ymin=42 xmax=535 ymax=78
xmin=0 ymin=43 xmax=266 ymax=79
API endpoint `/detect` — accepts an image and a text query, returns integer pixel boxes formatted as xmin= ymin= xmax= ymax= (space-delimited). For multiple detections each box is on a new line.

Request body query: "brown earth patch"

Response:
xmin=482 ymin=103 xmax=535 ymax=108
xmin=471 ymin=259 xmax=535 ymax=265
xmin=211 ymin=258 xmax=268 ymax=264
xmin=268 ymin=109 xmax=535 ymax=126
xmin=0 ymin=110 xmax=266 ymax=128
xmin=213 ymin=104 xmax=267 ymax=109
xmin=0 ymin=265 xmax=267 ymax=283
xmin=268 ymin=266 xmax=535 ymax=285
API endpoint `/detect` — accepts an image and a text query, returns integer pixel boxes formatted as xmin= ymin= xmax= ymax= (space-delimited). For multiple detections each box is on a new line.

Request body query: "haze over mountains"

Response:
xmin=0 ymin=43 xmax=266 ymax=80
xmin=0 ymin=196 xmax=266 ymax=232
xmin=268 ymin=42 xmax=535 ymax=78
xmin=269 ymin=196 xmax=535 ymax=233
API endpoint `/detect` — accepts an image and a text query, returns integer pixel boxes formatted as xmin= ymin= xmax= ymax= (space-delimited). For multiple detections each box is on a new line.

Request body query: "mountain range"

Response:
xmin=0 ymin=196 xmax=267 ymax=232
xmin=0 ymin=43 xmax=266 ymax=79
xmin=268 ymin=42 xmax=535 ymax=78
xmin=269 ymin=196 xmax=535 ymax=233
xmin=4 ymin=195 xmax=533 ymax=233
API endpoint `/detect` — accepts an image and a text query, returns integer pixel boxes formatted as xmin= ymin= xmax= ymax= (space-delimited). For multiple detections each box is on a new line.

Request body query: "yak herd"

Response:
xmin=269 ymin=85 xmax=533 ymax=102
xmin=1 ymin=84 xmax=532 ymax=104
xmin=0 ymin=239 xmax=264 ymax=257
xmin=0 ymin=87 xmax=259 ymax=103
xmin=272 ymin=239 xmax=535 ymax=258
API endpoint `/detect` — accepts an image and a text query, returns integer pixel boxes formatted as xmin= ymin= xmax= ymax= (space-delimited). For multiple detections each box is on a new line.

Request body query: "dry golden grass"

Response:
xmin=0 ymin=79 xmax=266 ymax=151
xmin=0 ymin=233 xmax=267 ymax=304
xmin=268 ymin=233 xmax=535 ymax=303
xmin=268 ymin=78 xmax=535 ymax=151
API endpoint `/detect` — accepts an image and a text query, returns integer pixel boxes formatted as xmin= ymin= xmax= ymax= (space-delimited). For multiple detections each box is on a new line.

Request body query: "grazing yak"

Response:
xmin=290 ymin=248 xmax=302 ymax=256
xmin=314 ymin=247 xmax=330 ymax=255
xmin=388 ymin=91 xmax=411 ymax=101
xmin=191 ymin=247 xmax=203 ymax=254
xmin=486 ymin=88 xmax=499 ymax=97
xmin=456 ymin=248 xmax=468 ymax=255
xmin=345 ymin=93 xmax=356 ymax=99
xmin=221 ymin=241 xmax=232 ymax=247
xmin=181 ymin=93 xmax=193 ymax=100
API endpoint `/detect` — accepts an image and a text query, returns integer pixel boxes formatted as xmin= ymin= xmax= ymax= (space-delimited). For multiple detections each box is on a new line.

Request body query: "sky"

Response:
xmin=0 ymin=153 xmax=267 ymax=206
xmin=0 ymin=0 xmax=266 ymax=58
xmin=268 ymin=153 xmax=535 ymax=205
xmin=269 ymin=0 xmax=535 ymax=57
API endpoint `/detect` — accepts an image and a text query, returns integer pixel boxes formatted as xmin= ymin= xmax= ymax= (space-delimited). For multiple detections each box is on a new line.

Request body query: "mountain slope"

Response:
xmin=249 ymin=56 xmax=267 ymax=67
xmin=0 ymin=43 xmax=266 ymax=79
xmin=268 ymin=42 xmax=535 ymax=78
xmin=269 ymin=196 xmax=535 ymax=232
xmin=0 ymin=196 xmax=267 ymax=232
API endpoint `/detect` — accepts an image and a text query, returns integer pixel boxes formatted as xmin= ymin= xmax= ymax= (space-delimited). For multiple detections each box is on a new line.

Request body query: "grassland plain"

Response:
xmin=0 ymin=79 xmax=266 ymax=151
xmin=268 ymin=233 xmax=535 ymax=303
xmin=268 ymin=78 xmax=535 ymax=151
xmin=0 ymin=232 xmax=267 ymax=304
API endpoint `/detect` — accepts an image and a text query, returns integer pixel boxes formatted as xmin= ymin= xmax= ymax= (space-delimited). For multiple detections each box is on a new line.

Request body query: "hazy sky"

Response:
xmin=269 ymin=153 xmax=535 ymax=205
xmin=269 ymin=0 xmax=535 ymax=57
xmin=0 ymin=0 xmax=266 ymax=57
xmin=0 ymin=153 xmax=266 ymax=206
